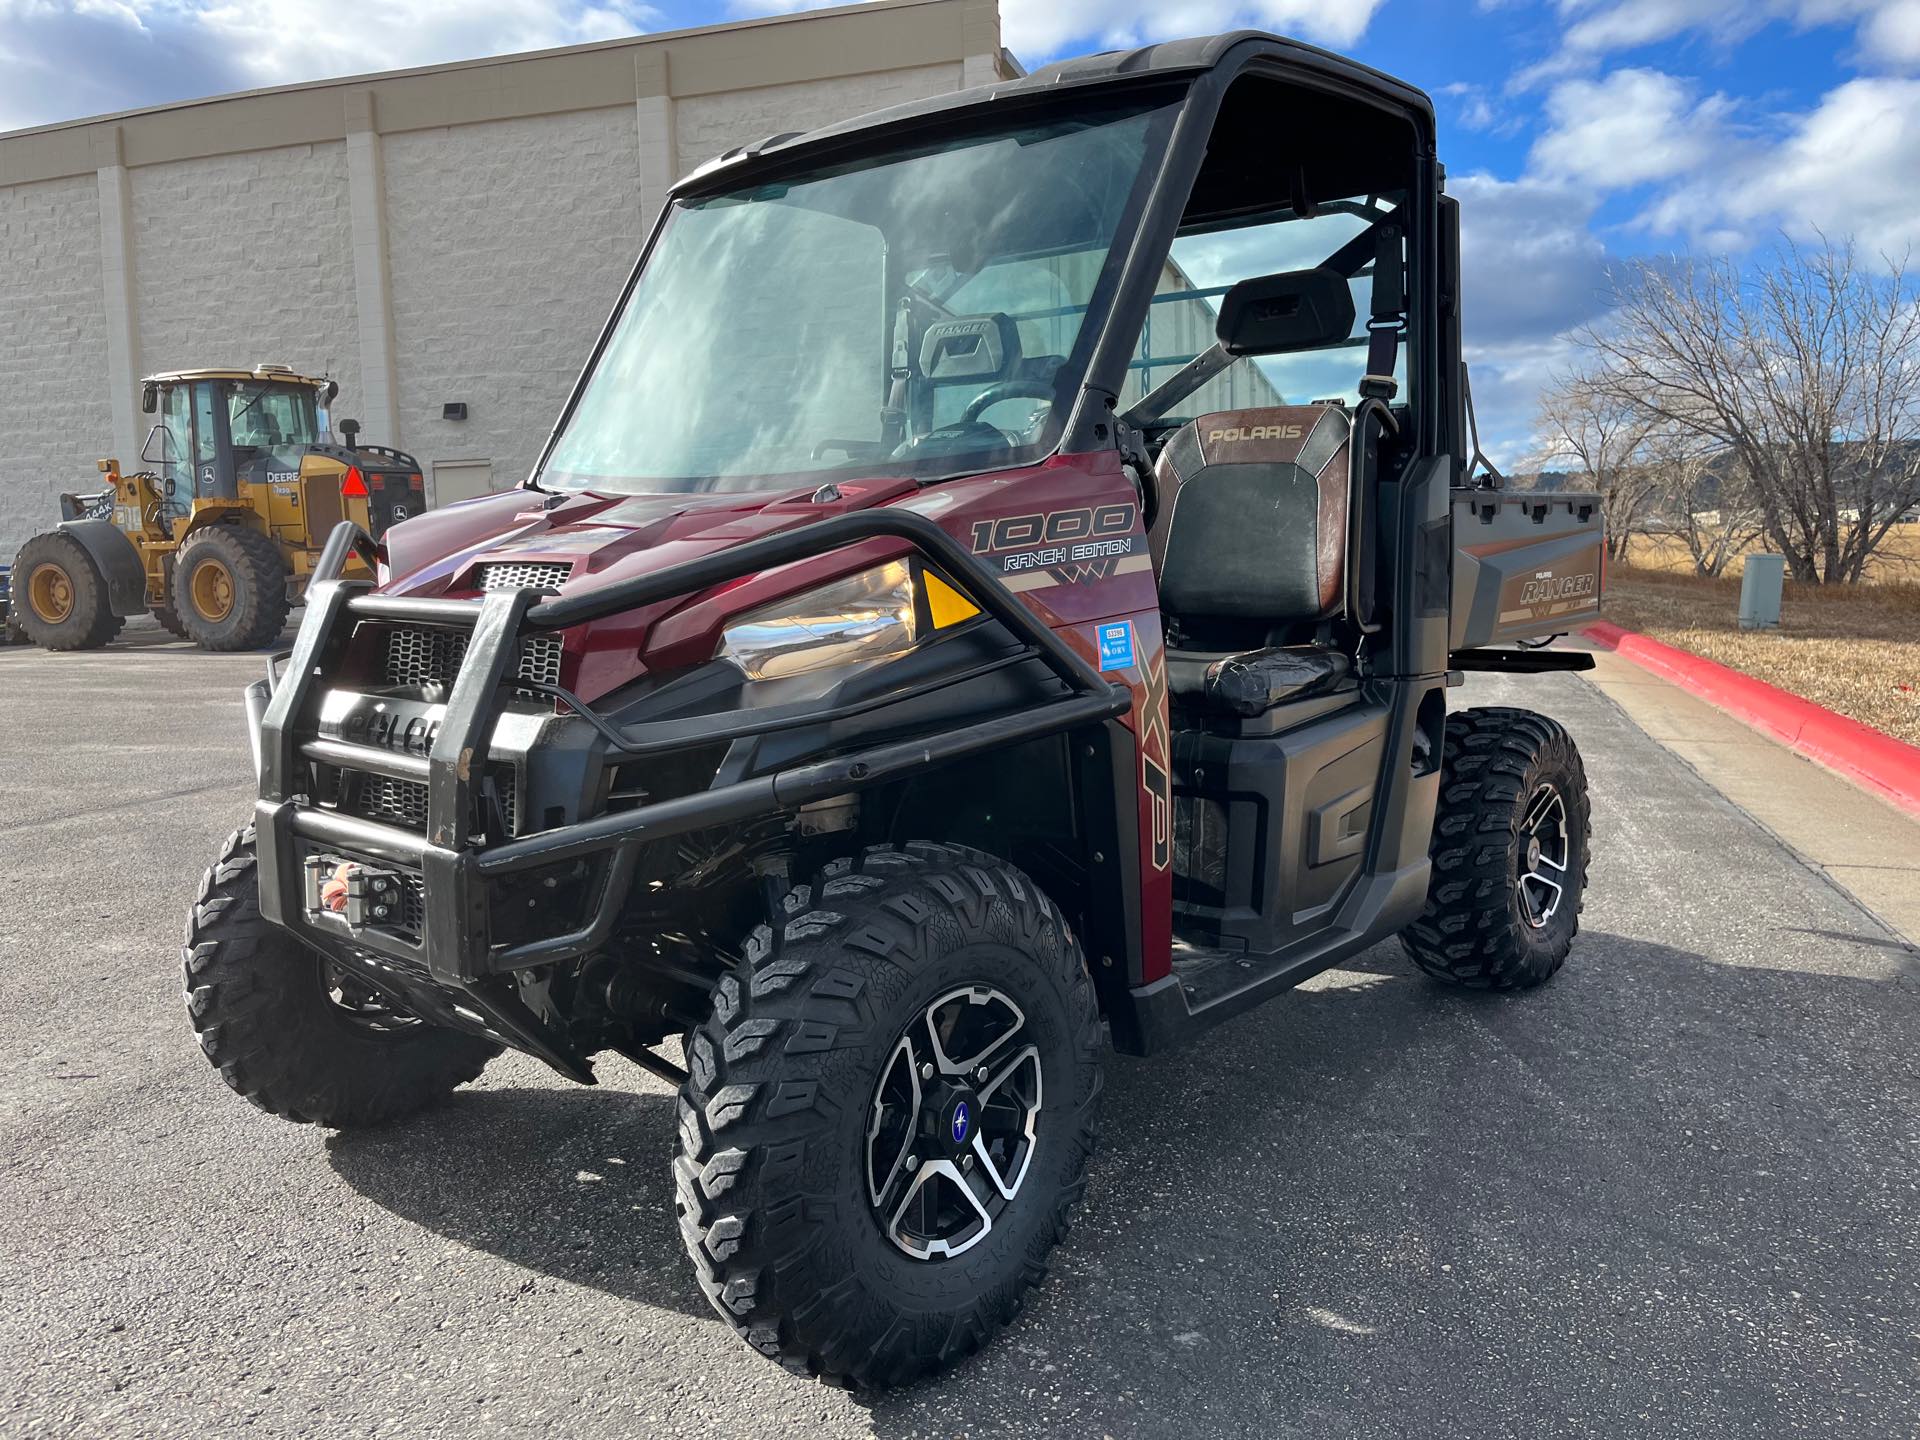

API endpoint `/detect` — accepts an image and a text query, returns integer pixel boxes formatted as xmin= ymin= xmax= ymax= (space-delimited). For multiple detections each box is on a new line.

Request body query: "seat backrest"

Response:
xmin=1151 ymin=403 xmax=1351 ymax=623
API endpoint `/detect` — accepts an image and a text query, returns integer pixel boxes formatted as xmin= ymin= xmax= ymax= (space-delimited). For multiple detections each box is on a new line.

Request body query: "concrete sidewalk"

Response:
xmin=1579 ymin=645 xmax=1920 ymax=949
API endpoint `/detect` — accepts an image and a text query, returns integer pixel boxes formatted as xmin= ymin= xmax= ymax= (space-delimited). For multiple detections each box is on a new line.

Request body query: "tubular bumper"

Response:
xmin=253 ymin=511 xmax=1129 ymax=993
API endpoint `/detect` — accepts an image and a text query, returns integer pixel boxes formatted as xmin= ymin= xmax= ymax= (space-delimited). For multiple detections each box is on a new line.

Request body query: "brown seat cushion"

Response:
xmin=1150 ymin=403 xmax=1351 ymax=623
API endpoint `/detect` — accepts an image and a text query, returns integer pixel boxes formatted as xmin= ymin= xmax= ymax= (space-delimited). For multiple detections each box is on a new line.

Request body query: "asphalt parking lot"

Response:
xmin=3 ymin=623 xmax=1917 ymax=1439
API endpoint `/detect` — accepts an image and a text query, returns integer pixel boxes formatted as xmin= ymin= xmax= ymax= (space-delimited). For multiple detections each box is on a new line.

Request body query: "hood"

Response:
xmin=373 ymin=476 xmax=923 ymax=702
xmin=379 ymin=477 xmax=920 ymax=604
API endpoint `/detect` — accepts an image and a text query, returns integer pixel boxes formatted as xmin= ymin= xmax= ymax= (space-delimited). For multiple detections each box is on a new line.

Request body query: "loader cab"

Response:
xmin=141 ymin=368 xmax=337 ymax=513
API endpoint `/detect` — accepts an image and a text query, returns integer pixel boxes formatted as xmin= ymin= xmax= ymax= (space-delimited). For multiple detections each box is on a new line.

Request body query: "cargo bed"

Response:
xmin=1450 ymin=488 xmax=1604 ymax=651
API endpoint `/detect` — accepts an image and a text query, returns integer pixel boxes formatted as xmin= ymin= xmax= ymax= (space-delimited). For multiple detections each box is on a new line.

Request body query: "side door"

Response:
xmin=189 ymin=380 xmax=232 ymax=501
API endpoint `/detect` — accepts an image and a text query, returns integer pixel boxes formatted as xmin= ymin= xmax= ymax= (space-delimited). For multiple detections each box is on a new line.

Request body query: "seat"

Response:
xmin=1151 ymin=402 xmax=1351 ymax=617
xmin=1150 ymin=402 xmax=1357 ymax=718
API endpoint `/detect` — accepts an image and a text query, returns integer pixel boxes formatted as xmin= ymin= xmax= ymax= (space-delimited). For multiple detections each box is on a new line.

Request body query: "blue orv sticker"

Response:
xmin=1096 ymin=620 xmax=1136 ymax=672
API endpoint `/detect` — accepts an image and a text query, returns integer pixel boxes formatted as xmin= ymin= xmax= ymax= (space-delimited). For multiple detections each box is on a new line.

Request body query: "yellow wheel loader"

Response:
xmin=10 ymin=366 xmax=423 ymax=652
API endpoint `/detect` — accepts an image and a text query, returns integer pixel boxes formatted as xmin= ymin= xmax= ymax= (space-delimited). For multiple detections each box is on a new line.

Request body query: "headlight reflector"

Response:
xmin=719 ymin=561 xmax=918 ymax=681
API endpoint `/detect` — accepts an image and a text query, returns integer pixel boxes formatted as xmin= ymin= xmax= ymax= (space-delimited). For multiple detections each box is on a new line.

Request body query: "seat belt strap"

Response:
xmin=881 ymin=297 xmax=915 ymax=447
xmin=1361 ymin=224 xmax=1404 ymax=401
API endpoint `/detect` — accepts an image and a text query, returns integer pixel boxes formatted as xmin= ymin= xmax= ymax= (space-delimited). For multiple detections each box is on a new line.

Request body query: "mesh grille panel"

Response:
xmin=516 ymin=634 xmax=563 ymax=691
xmin=339 ymin=769 xmax=521 ymax=837
xmin=355 ymin=775 xmax=429 ymax=829
xmin=381 ymin=626 xmax=562 ymax=693
xmin=479 ymin=561 xmax=572 ymax=591
xmin=385 ymin=627 xmax=469 ymax=688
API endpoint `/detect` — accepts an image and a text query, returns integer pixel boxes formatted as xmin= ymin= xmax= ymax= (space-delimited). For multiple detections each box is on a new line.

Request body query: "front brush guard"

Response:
xmin=251 ymin=510 xmax=1128 ymax=1067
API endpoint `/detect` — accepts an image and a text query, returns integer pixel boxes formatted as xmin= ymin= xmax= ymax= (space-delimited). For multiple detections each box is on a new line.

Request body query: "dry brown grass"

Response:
xmin=1625 ymin=523 xmax=1920 ymax=581
xmin=1601 ymin=565 xmax=1920 ymax=745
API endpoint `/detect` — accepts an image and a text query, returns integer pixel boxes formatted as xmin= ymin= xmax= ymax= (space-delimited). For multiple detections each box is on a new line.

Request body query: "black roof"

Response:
xmin=679 ymin=30 xmax=1434 ymax=194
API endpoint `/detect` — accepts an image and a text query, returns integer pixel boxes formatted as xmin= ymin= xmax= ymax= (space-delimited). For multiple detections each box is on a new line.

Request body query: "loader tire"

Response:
xmin=150 ymin=603 xmax=191 ymax=640
xmin=182 ymin=826 xmax=499 ymax=1128
xmin=675 ymin=842 xmax=1102 ymax=1388
xmin=13 ymin=532 xmax=122 ymax=650
xmin=174 ymin=525 xmax=289 ymax=651
xmin=1402 ymin=706 xmax=1591 ymax=990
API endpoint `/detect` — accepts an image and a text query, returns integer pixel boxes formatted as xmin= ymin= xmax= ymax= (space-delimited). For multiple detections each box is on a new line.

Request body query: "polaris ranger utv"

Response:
xmin=182 ymin=33 xmax=1603 ymax=1387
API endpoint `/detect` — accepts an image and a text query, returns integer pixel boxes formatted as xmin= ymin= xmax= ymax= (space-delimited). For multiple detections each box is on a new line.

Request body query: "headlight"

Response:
xmin=719 ymin=561 xmax=919 ymax=681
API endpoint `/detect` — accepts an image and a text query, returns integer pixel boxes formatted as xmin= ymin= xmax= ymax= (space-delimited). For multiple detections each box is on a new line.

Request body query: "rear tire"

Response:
xmin=12 ymin=532 xmax=123 ymax=650
xmin=173 ymin=525 xmax=289 ymax=651
xmin=675 ymin=842 xmax=1102 ymax=1388
xmin=1402 ymin=706 xmax=1591 ymax=990
xmin=182 ymin=826 xmax=499 ymax=1128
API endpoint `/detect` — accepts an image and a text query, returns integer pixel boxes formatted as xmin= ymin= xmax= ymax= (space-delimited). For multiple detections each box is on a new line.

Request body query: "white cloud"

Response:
xmin=1556 ymin=0 xmax=1735 ymax=56
xmin=1529 ymin=68 xmax=1731 ymax=189
xmin=1439 ymin=81 xmax=1502 ymax=132
xmin=1526 ymin=0 xmax=1920 ymax=80
xmin=161 ymin=0 xmax=656 ymax=87
xmin=1449 ymin=173 xmax=1616 ymax=456
xmin=1645 ymin=76 xmax=1920 ymax=254
xmin=0 ymin=0 xmax=657 ymax=131
xmin=729 ymin=0 xmax=1386 ymax=62
xmin=1859 ymin=0 xmax=1920 ymax=61
xmin=996 ymin=0 xmax=1385 ymax=57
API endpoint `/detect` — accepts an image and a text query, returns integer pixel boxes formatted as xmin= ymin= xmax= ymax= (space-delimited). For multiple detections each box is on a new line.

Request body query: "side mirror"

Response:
xmin=323 ymin=379 xmax=340 ymax=405
xmin=141 ymin=382 xmax=157 ymax=415
xmin=1216 ymin=268 xmax=1356 ymax=358
xmin=338 ymin=417 xmax=361 ymax=449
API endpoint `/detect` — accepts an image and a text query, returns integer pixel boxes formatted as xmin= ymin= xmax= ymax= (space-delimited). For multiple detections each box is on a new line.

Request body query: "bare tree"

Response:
xmin=1529 ymin=367 xmax=1660 ymax=561
xmin=1641 ymin=430 xmax=1765 ymax=577
xmin=1576 ymin=238 xmax=1920 ymax=582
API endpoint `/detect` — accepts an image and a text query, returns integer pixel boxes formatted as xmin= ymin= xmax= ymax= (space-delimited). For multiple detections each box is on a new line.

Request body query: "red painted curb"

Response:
xmin=1581 ymin=619 xmax=1920 ymax=816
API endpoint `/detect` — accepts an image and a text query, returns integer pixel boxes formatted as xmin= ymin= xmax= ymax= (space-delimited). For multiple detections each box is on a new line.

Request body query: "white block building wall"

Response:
xmin=0 ymin=0 xmax=1010 ymax=558
xmin=382 ymin=107 xmax=649 ymax=494
xmin=0 ymin=175 xmax=113 ymax=540
xmin=129 ymin=144 xmax=363 ymax=404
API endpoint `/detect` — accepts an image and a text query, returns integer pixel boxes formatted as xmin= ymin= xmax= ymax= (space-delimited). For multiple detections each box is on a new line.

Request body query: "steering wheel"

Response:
xmin=962 ymin=381 xmax=1056 ymax=426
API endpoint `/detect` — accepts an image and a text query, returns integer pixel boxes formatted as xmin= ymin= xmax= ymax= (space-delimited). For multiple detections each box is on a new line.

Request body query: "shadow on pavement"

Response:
xmin=326 ymin=1085 xmax=711 ymax=1322
xmin=329 ymin=928 xmax=1918 ymax=1438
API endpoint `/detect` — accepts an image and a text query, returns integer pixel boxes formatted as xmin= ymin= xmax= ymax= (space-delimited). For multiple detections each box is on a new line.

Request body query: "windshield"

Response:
xmin=539 ymin=100 xmax=1172 ymax=494
xmin=228 ymin=382 xmax=321 ymax=480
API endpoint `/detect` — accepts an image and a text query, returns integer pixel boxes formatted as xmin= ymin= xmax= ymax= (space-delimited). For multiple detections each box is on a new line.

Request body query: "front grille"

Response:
xmin=338 ymin=765 xmax=521 ymax=839
xmin=479 ymin=561 xmax=571 ymax=591
xmin=355 ymin=775 xmax=429 ymax=829
xmin=381 ymin=626 xmax=563 ymax=694
xmin=516 ymin=634 xmax=563 ymax=690
xmin=385 ymin=626 xmax=469 ymax=688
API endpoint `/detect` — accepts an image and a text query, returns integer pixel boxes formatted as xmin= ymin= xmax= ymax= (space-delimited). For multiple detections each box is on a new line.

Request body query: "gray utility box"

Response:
xmin=1450 ymin=489 xmax=1606 ymax=650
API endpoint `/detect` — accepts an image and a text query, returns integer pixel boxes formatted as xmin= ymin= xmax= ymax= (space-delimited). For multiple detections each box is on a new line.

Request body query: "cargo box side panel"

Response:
xmin=1451 ymin=493 xmax=1604 ymax=648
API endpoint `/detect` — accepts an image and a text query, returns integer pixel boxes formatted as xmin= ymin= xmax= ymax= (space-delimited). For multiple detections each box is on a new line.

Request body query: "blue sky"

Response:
xmin=4 ymin=0 xmax=1918 ymax=454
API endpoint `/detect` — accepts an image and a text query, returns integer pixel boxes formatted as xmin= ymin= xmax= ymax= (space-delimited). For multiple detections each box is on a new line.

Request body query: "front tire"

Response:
xmin=1403 ymin=706 xmax=1591 ymax=990
xmin=675 ymin=842 xmax=1102 ymax=1388
xmin=12 ymin=532 xmax=123 ymax=650
xmin=182 ymin=826 xmax=499 ymax=1127
xmin=173 ymin=525 xmax=289 ymax=650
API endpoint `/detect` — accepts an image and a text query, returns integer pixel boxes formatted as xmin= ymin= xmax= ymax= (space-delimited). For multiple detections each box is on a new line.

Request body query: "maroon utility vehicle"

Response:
xmin=183 ymin=31 xmax=1604 ymax=1387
